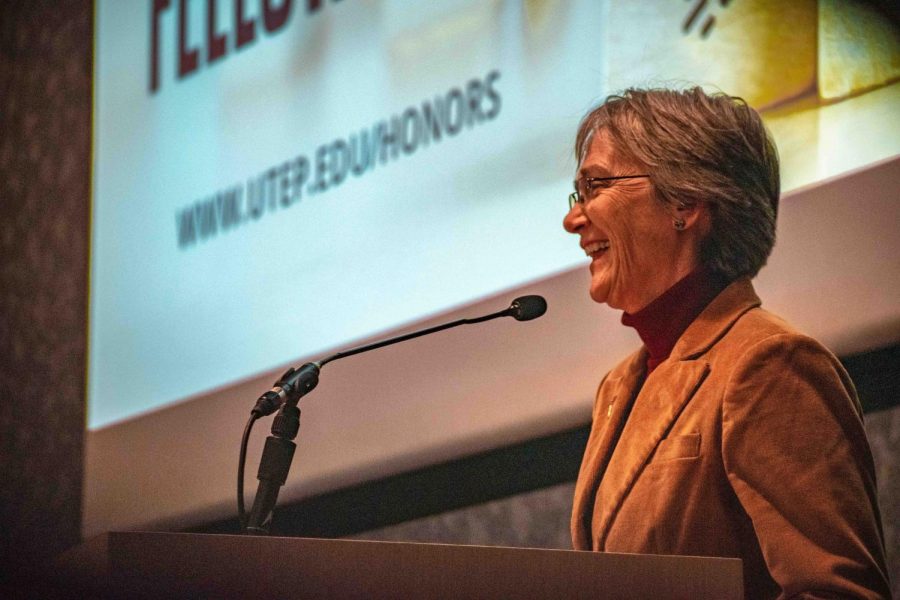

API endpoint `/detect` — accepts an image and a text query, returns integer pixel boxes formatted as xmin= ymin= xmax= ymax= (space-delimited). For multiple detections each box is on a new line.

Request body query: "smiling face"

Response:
xmin=563 ymin=130 xmax=705 ymax=313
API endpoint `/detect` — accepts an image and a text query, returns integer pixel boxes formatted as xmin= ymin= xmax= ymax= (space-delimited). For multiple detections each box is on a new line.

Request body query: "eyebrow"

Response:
xmin=576 ymin=164 xmax=614 ymax=180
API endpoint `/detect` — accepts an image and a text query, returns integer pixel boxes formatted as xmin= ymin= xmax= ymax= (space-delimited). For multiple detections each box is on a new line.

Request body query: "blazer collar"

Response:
xmin=669 ymin=278 xmax=761 ymax=361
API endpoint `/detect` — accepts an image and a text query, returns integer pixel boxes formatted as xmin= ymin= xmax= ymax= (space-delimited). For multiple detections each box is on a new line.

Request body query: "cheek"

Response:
xmin=587 ymin=195 xmax=671 ymax=277
xmin=588 ymin=199 xmax=640 ymax=261
xmin=585 ymin=193 xmax=632 ymax=234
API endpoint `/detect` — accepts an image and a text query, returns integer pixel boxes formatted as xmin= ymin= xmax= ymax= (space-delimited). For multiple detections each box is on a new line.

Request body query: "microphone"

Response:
xmin=508 ymin=295 xmax=547 ymax=321
xmin=242 ymin=294 xmax=547 ymax=535
xmin=251 ymin=295 xmax=547 ymax=416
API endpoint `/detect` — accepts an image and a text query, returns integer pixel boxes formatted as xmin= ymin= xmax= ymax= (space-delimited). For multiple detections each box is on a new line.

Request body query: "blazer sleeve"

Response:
xmin=721 ymin=333 xmax=891 ymax=599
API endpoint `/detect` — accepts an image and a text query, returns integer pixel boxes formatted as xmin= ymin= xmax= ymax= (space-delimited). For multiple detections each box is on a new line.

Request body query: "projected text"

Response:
xmin=150 ymin=0 xmax=341 ymax=93
xmin=175 ymin=70 xmax=502 ymax=248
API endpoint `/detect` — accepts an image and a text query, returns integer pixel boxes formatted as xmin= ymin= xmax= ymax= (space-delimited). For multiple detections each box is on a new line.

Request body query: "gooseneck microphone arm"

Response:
xmin=241 ymin=295 xmax=547 ymax=534
xmin=319 ymin=308 xmax=508 ymax=368
xmin=250 ymin=295 xmax=546 ymax=418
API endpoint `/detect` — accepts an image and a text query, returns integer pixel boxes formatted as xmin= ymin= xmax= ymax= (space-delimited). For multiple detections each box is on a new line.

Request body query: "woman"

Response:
xmin=563 ymin=88 xmax=890 ymax=599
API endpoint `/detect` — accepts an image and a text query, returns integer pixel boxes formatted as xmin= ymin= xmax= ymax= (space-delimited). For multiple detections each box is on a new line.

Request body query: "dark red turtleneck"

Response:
xmin=621 ymin=267 xmax=729 ymax=375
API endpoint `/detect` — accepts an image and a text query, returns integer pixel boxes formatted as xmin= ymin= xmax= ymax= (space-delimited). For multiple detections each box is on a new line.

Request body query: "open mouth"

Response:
xmin=583 ymin=240 xmax=610 ymax=257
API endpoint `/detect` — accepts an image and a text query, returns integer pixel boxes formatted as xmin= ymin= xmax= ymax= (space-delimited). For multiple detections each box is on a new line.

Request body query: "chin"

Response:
xmin=591 ymin=281 xmax=628 ymax=310
xmin=589 ymin=265 xmax=617 ymax=307
xmin=589 ymin=282 xmax=612 ymax=307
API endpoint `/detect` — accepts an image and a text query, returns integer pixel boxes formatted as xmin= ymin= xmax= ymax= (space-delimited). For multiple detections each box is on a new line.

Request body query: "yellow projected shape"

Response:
xmin=818 ymin=0 xmax=900 ymax=100
xmin=384 ymin=0 xmax=503 ymax=88
xmin=763 ymin=80 xmax=900 ymax=193
xmin=522 ymin=0 xmax=572 ymax=64
xmin=524 ymin=0 xmax=564 ymax=27
xmin=606 ymin=0 xmax=818 ymax=109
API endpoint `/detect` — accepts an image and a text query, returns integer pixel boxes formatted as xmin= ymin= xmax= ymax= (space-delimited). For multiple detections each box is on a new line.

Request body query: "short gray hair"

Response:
xmin=576 ymin=87 xmax=780 ymax=281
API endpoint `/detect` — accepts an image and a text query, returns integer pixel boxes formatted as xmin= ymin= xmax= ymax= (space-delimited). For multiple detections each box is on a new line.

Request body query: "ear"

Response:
xmin=670 ymin=201 xmax=709 ymax=233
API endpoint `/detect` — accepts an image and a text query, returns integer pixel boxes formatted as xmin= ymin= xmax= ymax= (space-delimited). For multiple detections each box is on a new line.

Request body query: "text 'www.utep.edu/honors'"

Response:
xmin=175 ymin=70 xmax=502 ymax=249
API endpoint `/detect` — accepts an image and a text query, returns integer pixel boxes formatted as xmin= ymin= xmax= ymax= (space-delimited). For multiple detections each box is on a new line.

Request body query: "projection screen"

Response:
xmin=85 ymin=0 xmax=900 ymax=537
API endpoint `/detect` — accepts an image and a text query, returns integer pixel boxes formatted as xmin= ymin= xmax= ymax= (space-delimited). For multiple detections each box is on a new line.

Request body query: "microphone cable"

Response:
xmin=237 ymin=414 xmax=258 ymax=531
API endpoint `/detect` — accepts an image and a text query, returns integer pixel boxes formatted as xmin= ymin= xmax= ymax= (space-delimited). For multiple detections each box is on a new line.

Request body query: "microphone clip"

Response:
xmin=250 ymin=363 xmax=320 ymax=417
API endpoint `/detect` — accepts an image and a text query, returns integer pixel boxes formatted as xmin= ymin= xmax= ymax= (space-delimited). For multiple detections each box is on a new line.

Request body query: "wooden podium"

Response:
xmin=59 ymin=532 xmax=742 ymax=599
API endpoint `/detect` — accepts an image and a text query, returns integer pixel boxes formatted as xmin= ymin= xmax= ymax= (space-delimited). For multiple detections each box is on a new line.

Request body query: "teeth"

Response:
xmin=583 ymin=241 xmax=610 ymax=256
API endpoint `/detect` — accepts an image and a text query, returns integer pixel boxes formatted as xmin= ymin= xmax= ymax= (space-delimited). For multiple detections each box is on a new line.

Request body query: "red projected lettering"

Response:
xmin=178 ymin=0 xmax=200 ymax=78
xmin=207 ymin=0 xmax=227 ymax=63
xmin=235 ymin=0 xmax=256 ymax=49
xmin=150 ymin=0 xmax=332 ymax=93
xmin=150 ymin=0 xmax=171 ymax=92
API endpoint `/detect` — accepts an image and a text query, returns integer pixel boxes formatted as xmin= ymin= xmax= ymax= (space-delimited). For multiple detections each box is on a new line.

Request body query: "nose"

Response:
xmin=563 ymin=202 xmax=587 ymax=234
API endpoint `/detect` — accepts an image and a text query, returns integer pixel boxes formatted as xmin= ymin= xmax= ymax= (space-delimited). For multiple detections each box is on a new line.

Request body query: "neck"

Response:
xmin=621 ymin=267 xmax=728 ymax=374
xmin=622 ymin=252 xmax=701 ymax=314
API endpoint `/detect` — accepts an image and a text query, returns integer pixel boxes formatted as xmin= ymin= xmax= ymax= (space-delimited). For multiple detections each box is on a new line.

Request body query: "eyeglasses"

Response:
xmin=568 ymin=175 xmax=650 ymax=210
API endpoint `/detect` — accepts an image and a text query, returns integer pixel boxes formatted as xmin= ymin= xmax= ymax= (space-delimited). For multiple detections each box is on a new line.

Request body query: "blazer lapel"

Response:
xmin=571 ymin=353 xmax=645 ymax=550
xmin=593 ymin=359 xmax=710 ymax=549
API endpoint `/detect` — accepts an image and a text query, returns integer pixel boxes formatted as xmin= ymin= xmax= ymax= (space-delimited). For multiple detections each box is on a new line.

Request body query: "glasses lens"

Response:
xmin=568 ymin=192 xmax=579 ymax=210
xmin=574 ymin=178 xmax=592 ymax=204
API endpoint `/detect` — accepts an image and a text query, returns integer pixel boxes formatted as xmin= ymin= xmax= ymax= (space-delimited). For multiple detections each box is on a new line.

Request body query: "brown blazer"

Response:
xmin=571 ymin=279 xmax=890 ymax=599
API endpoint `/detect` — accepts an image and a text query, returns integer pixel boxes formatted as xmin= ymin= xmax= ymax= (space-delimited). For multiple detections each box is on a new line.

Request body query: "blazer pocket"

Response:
xmin=654 ymin=433 xmax=701 ymax=462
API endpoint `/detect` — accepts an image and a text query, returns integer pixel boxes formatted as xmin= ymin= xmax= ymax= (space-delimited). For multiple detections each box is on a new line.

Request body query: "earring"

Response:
xmin=674 ymin=218 xmax=686 ymax=230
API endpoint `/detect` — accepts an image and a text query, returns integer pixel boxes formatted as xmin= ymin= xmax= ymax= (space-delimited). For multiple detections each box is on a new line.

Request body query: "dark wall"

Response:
xmin=0 ymin=0 xmax=92 ymax=572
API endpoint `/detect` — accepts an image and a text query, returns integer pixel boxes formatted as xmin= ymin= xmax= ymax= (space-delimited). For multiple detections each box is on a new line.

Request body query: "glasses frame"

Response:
xmin=568 ymin=175 xmax=650 ymax=210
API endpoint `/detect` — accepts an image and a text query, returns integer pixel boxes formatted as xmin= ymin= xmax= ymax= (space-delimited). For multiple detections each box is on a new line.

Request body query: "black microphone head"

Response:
xmin=509 ymin=295 xmax=547 ymax=321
